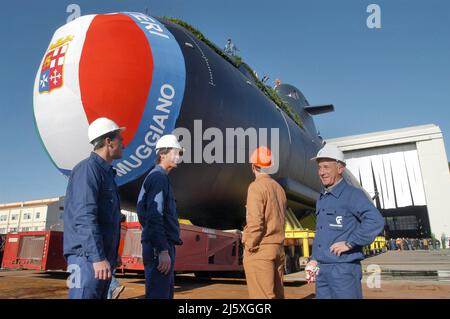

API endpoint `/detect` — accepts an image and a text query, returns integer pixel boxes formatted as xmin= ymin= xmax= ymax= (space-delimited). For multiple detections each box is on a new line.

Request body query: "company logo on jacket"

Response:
xmin=329 ymin=216 xmax=343 ymax=228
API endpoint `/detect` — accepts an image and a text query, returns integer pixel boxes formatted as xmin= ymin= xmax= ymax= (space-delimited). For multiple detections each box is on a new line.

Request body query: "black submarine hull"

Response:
xmin=119 ymin=18 xmax=324 ymax=229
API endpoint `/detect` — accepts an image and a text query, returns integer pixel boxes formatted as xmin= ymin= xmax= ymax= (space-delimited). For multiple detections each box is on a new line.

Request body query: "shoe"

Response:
xmin=111 ymin=285 xmax=125 ymax=299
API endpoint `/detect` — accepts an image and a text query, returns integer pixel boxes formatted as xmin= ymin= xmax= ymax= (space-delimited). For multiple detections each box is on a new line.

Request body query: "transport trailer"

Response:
xmin=0 ymin=234 xmax=6 ymax=266
xmin=120 ymin=221 xmax=243 ymax=274
xmin=1 ymin=231 xmax=66 ymax=271
xmin=0 ymin=222 xmax=261 ymax=275
xmin=0 ymin=223 xmax=382 ymax=274
xmin=121 ymin=212 xmax=317 ymax=275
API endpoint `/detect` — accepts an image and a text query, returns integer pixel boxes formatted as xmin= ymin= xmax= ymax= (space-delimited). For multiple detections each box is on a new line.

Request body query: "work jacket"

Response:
xmin=242 ymin=174 xmax=287 ymax=251
xmin=137 ymin=165 xmax=182 ymax=252
xmin=312 ymin=178 xmax=385 ymax=264
xmin=63 ymin=152 xmax=121 ymax=267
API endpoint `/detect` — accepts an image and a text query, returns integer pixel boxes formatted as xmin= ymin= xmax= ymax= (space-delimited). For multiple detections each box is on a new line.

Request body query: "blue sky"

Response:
xmin=0 ymin=0 xmax=449 ymax=203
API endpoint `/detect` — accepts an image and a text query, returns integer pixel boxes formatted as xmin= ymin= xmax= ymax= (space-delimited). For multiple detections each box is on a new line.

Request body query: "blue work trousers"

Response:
xmin=142 ymin=242 xmax=176 ymax=299
xmin=67 ymin=255 xmax=111 ymax=299
xmin=316 ymin=262 xmax=363 ymax=299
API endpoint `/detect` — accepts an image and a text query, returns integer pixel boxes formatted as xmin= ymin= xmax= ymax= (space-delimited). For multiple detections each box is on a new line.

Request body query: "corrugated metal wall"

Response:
xmin=344 ymin=143 xmax=426 ymax=209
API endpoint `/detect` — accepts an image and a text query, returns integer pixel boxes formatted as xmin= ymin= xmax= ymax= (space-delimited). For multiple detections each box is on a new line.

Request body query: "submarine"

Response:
xmin=33 ymin=12 xmax=346 ymax=229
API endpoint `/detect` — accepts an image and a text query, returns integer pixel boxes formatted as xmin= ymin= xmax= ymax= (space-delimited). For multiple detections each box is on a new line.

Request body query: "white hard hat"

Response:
xmin=88 ymin=117 xmax=126 ymax=143
xmin=311 ymin=144 xmax=346 ymax=164
xmin=155 ymin=134 xmax=184 ymax=153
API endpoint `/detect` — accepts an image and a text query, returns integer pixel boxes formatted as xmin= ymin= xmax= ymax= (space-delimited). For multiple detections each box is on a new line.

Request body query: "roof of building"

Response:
xmin=0 ymin=197 xmax=63 ymax=209
xmin=326 ymin=124 xmax=443 ymax=152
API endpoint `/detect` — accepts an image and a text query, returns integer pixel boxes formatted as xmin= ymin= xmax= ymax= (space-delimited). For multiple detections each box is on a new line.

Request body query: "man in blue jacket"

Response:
xmin=137 ymin=134 xmax=184 ymax=299
xmin=307 ymin=144 xmax=385 ymax=299
xmin=64 ymin=117 xmax=125 ymax=299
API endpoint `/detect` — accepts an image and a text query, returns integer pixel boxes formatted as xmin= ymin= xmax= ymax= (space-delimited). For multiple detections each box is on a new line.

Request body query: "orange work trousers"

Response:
xmin=243 ymin=244 xmax=285 ymax=299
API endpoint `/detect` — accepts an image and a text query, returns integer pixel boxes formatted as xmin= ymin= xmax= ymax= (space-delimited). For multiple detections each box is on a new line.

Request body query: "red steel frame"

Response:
xmin=1 ymin=223 xmax=244 ymax=273
xmin=1 ymin=231 xmax=66 ymax=271
xmin=120 ymin=222 xmax=243 ymax=272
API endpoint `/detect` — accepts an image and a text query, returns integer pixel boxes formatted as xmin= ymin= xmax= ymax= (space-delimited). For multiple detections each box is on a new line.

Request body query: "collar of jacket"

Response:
xmin=90 ymin=152 xmax=114 ymax=173
xmin=255 ymin=174 xmax=271 ymax=180
xmin=155 ymin=164 xmax=168 ymax=175
xmin=320 ymin=177 xmax=347 ymax=198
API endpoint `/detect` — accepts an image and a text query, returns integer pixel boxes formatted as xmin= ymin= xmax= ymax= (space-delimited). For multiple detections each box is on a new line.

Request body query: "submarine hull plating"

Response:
xmin=32 ymin=13 xmax=323 ymax=229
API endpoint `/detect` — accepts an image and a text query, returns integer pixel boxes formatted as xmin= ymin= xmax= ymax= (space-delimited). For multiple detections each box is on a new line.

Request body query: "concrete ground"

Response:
xmin=1 ymin=250 xmax=449 ymax=299
xmin=361 ymin=249 xmax=450 ymax=271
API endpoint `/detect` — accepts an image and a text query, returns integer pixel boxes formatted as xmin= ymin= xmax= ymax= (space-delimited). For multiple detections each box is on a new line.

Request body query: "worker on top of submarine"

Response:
xmin=224 ymin=38 xmax=239 ymax=56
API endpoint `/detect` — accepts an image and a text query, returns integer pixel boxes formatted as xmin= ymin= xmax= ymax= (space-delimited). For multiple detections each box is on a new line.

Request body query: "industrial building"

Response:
xmin=0 ymin=196 xmax=138 ymax=235
xmin=0 ymin=197 xmax=65 ymax=234
xmin=327 ymin=124 xmax=450 ymax=241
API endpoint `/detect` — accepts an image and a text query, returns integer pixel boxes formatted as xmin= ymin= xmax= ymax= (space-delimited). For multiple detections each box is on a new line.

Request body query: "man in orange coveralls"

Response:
xmin=242 ymin=146 xmax=287 ymax=299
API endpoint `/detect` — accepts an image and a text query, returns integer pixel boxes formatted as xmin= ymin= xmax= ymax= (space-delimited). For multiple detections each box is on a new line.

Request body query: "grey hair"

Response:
xmin=91 ymin=130 xmax=120 ymax=150
xmin=336 ymin=161 xmax=346 ymax=168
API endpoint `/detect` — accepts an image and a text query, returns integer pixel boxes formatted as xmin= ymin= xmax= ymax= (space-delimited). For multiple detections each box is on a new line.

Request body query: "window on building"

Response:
xmin=11 ymin=214 xmax=18 ymax=221
xmin=21 ymin=227 xmax=30 ymax=232
xmin=9 ymin=227 xmax=18 ymax=233
xmin=35 ymin=212 xmax=41 ymax=219
xmin=0 ymin=215 xmax=7 ymax=222
xmin=0 ymin=228 xmax=6 ymax=234
xmin=386 ymin=216 xmax=419 ymax=231
xmin=23 ymin=213 xmax=31 ymax=220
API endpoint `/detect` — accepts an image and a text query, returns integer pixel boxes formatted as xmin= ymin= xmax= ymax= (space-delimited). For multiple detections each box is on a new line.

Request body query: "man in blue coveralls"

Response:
xmin=307 ymin=144 xmax=385 ymax=299
xmin=64 ymin=117 xmax=125 ymax=299
xmin=137 ymin=134 xmax=184 ymax=299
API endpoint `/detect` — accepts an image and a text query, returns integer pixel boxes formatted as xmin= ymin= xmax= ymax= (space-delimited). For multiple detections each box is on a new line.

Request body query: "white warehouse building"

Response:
xmin=327 ymin=124 xmax=450 ymax=241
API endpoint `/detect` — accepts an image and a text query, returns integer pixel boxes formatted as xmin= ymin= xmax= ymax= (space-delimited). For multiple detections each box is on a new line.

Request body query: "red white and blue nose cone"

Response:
xmin=33 ymin=12 xmax=186 ymax=186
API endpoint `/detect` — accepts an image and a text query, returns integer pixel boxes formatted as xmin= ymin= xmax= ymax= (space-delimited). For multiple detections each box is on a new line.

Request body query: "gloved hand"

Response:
xmin=305 ymin=259 xmax=319 ymax=283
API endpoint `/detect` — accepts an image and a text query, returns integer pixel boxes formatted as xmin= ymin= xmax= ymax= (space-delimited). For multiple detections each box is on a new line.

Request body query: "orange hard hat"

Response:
xmin=250 ymin=146 xmax=272 ymax=168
